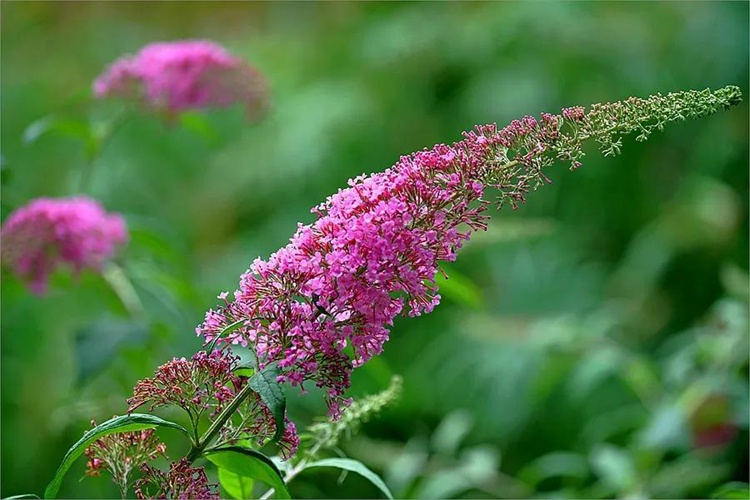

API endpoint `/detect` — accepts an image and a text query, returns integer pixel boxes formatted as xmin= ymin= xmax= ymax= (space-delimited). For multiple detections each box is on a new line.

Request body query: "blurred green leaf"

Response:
xmin=44 ymin=414 xmax=189 ymax=499
xmin=74 ymin=318 xmax=149 ymax=385
xmin=179 ymin=111 xmax=222 ymax=145
xmin=519 ymin=452 xmax=589 ymax=488
xmin=589 ymin=444 xmax=636 ymax=494
xmin=302 ymin=458 xmax=394 ymax=500
xmin=22 ymin=116 xmax=93 ymax=146
xmin=649 ymin=456 xmax=731 ymax=498
xmin=637 ymin=404 xmax=689 ymax=450
xmin=431 ymin=409 xmax=473 ymax=456
xmin=435 ymin=269 xmax=484 ymax=309
xmin=712 ymin=482 xmax=750 ymax=499
xmin=205 ymin=446 xmax=289 ymax=499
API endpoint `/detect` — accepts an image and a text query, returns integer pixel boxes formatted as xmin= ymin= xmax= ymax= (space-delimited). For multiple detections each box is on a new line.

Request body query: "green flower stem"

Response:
xmin=78 ymin=109 xmax=130 ymax=194
xmin=102 ymin=263 xmax=145 ymax=319
xmin=186 ymin=382 xmax=256 ymax=462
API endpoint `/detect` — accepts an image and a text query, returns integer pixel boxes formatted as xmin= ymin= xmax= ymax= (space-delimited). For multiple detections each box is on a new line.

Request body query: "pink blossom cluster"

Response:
xmin=93 ymin=40 xmax=268 ymax=117
xmin=135 ymin=459 xmax=218 ymax=500
xmin=1 ymin=197 xmax=127 ymax=294
xmin=198 ymin=128 xmax=516 ymax=417
xmin=128 ymin=350 xmax=299 ymax=457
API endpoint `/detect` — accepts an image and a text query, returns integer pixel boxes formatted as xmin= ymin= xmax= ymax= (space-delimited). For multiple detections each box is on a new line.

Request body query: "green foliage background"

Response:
xmin=2 ymin=2 xmax=748 ymax=498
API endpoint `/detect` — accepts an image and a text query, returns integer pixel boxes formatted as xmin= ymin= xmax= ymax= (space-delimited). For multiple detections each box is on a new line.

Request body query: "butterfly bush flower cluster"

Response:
xmin=38 ymin=84 xmax=737 ymax=500
xmin=94 ymin=40 xmax=269 ymax=118
xmin=83 ymin=426 xmax=166 ymax=497
xmin=198 ymin=86 xmax=741 ymax=419
xmin=127 ymin=349 xmax=299 ymax=457
xmin=135 ymin=459 xmax=218 ymax=500
xmin=0 ymin=197 xmax=127 ymax=294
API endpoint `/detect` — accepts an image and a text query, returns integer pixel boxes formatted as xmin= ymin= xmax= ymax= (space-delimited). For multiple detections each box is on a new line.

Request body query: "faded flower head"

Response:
xmin=135 ymin=459 xmax=218 ymax=500
xmin=84 ymin=424 xmax=166 ymax=495
xmin=128 ymin=348 xmax=299 ymax=457
xmin=128 ymin=350 xmax=243 ymax=418
xmin=197 ymin=86 xmax=740 ymax=419
xmin=1 ymin=197 xmax=127 ymax=294
xmin=94 ymin=40 xmax=269 ymax=118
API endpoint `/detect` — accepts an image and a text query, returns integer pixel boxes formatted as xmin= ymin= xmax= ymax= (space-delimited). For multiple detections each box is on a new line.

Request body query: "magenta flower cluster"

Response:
xmin=1 ymin=197 xmax=127 ymax=294
xmin=93 ymin=40 xmax=268 ymax=117
xmin=198 ymin=87 xmax=743 ymax=422
xmin=198 ymin=132 xmax=504 ymax=417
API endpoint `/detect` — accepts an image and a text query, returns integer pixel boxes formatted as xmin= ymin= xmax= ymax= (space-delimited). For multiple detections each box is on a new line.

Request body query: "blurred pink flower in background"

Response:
xmin=1 ymin=197 xmax=127 ymax=294
xmin=93 ymin=40 xmax=269 ymax=118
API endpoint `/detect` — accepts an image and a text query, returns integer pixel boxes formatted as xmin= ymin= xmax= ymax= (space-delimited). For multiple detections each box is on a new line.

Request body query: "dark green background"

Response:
xmin=2 ymin=2 xmax=748 ymax=498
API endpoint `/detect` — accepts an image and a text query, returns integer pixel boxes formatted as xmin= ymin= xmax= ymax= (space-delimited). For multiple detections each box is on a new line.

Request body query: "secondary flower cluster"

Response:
xmin=135 ymin=459 xmax=218 ymax=500
xmin=128 ymin=350 xmax=241 ymax=419
xmin=128 ymin=349 xmax=299 ymax=457
xmin=0 ymin=197 xmax=127 ymax=294
xmin=94 ymin=40 xmax=269 ymax=118
xmin=84 ymin=426 xmax=166 ymax=496
xmin=197 ymin=86 xmax=741 ymax=420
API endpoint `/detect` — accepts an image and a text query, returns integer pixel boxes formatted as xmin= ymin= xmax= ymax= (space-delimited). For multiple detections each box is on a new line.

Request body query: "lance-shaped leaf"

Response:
xmin=44 ymin=414 xmax=189 ymax=499
xmin=205 ymin=446 xmax=290 ymax=499
xmin=205 ymin=319 xmax=245 ymax=353
xmin=301 ymin=458 xmax=393 ymax=499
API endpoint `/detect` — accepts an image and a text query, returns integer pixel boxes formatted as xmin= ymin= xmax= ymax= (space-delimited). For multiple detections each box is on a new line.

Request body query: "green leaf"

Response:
xmin=589 ymin=444 xmax=636 ymax=494
xmin=205 ymin=319 xmax=245 ymax=354
xmin=518 ymin=452 xmax=589 ymax=487
xmin=22 ymin=116 xmax=96 ymax=154
xmin=44 ymin=414 xmax=189 ymax=499
xmin=234 ymin=368 xmax=255 ymax=378
xmin=712 ymin=482 xmax=750 ymax=499
xmin=431 ymin=409 xmax=473 ymax=456
xmin=302 ymin=458 xmax=394 ymax=499
xmin=204 ymin=446 xmax=290 ymax=499
xmin=249 ymin=364 xmax=286 ymax=441
xmin=5 ymin=495 xmax=42 ymax=499
xmin=218 ymin=466 xmax=255 ymax=499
